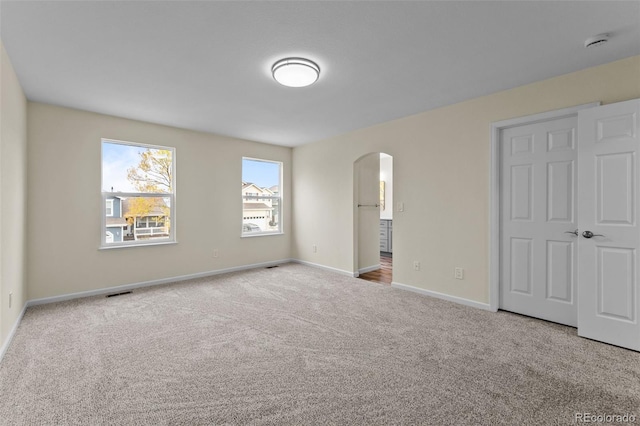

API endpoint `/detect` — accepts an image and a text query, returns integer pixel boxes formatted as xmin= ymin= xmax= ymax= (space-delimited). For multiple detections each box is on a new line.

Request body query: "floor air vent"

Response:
xmin=106 ymin=291 xmax=132 ymax=298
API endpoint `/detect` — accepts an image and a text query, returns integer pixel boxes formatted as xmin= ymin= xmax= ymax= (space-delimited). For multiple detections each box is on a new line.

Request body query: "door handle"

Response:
xmin=582 ymin=230 xmax=604 ymax=239
xmin=564 ymin=229 xmax=578 ymax=236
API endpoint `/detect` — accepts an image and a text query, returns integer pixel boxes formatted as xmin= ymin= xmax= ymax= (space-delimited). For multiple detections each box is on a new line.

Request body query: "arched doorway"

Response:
xmin=353 ymin=152 xmax=393 ymax=284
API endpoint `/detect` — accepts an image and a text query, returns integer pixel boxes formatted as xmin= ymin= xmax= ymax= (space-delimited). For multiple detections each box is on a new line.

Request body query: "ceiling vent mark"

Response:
xmin=584 ymin=33 xmax=610 ymax=48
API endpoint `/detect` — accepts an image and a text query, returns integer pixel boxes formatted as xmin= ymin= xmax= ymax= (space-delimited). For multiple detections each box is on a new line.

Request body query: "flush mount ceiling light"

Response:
xmin=272 ymin=58 xmax=320 ymax=88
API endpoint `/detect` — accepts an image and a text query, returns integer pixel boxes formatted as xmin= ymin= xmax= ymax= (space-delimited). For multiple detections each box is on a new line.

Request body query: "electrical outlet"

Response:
xmin=313 ymin=245 xmax=317 ymax=253
xmin=9 ymin=292 xmax=12 ymax=308
xmin=413 ymin=261 xmax=420 ymax=271
xmin=455 ymin=267 xmax=464 ymax=280
xmin=213 ymin=249 xmax=219 ymax=258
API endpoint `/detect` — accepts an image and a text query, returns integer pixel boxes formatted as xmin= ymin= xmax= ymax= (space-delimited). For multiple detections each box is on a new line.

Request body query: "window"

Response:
xmin=242 ymin=158 xmax=282 ymax=236
xmin=101 ymin=139 xmax=175 ymax=248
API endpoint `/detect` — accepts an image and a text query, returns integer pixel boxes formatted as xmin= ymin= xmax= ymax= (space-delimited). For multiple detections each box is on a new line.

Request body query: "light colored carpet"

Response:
xmin=0 ymin=263 xmax=638 ymax=425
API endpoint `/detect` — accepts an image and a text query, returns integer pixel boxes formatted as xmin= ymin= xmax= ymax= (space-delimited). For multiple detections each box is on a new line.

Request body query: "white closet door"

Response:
xmin=500 ymin=116 xmax=578 ymax=326
xmin=577 ymin=98 xmax=640 ymax=351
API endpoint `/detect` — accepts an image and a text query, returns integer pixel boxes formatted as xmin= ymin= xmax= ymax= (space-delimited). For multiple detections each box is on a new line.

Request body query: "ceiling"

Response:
xmin=1 ymin=1 xmax=639 ymax=147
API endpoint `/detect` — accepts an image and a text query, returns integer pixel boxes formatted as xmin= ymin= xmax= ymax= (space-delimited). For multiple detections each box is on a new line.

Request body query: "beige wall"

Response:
xmin=0 ymin=42 xmax=28 ymax=347
xmin=292 ymin=55 xmax=640 ymax=304
xmin=27 ymin=103 xmax=292 ymax=300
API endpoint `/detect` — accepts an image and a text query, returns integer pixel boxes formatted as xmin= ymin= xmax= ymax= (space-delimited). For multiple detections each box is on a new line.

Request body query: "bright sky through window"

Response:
xmin=102 ymin=143 xmax=172 ymax=192
xmin=242 ymin=158 xmax=280 ymax=188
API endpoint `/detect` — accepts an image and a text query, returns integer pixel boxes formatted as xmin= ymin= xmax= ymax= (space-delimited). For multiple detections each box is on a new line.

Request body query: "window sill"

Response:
xmin=99 ymin=240 xmax=177 ymax=250
xmin=241 ymin=232 xmax=284 ymax=238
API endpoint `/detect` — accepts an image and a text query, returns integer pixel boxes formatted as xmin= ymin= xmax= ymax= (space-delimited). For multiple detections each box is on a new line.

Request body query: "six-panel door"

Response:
xmin=577 ymin=99 xmax=640 ymax=351
xmin=500 ymin=116 xmax=579 ymax=327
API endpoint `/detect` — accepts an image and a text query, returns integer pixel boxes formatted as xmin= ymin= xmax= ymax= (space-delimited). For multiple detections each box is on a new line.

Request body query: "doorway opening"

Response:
xmin=354 ymin=152 xmax=393 ymax=285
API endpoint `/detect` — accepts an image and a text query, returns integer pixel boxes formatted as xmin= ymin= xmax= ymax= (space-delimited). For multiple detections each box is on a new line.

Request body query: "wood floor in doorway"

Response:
xmin=359 ymin=253 xmax=392 ymax=285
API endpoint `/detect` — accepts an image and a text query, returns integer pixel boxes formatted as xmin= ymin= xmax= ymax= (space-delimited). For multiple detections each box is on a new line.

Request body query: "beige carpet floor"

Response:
xmin=0 ymin=263 xmax=638 ymax=425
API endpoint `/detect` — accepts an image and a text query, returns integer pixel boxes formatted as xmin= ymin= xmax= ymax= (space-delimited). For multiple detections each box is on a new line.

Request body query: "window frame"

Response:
xmin=241 ymin=157 xmax=283 ymax=237
xmin=100 ymin=138 xmax=176 ymax=249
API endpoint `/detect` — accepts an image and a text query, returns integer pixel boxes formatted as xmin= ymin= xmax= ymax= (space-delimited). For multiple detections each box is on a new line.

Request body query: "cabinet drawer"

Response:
xmin=379 ymin=228 xmax=388 ymax=238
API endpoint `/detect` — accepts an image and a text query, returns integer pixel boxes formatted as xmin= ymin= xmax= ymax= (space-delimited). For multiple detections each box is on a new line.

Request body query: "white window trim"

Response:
xmin=105 ymin=199 xmax=114 ymax=217
xmin=241 ymin=157 xmax=283 ymax=237
xmin=100 ymin=138 xmax=177 ymax=249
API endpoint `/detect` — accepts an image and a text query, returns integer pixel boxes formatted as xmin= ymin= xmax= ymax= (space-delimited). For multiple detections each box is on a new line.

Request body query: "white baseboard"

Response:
xmin=391 ymin=282 xmax=492 ymax=311
xmin=1 ymin=262 xmax=495 ymax=364
xmin=1 ymin=259 xmax=295 ymax=364
xmin=358 ymin=264 xmax=380 ymax=274
xmin=21 ymin=259 xmax=352 ymax=310
xmin=4 ymin=261 xmax=494 ymax=364
xmin=291 ymin=259 xmax=354 ymax=277
xmin=0 ymin=302 xmax=28 ymax=363
xmin=28 ymin=259 xmax=294 ymax=307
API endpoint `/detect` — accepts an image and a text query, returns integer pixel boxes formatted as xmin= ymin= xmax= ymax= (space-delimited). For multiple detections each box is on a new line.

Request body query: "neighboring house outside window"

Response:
xmin=124 ymin=198 xmax=169 ymax=240
xmin=241 ymin=158 xmax=282 ymax=235
xmin=105 ymin=199 xmax=114 ymax=217
xmin=242 ymin=183 xmax=274 ymax=231
xmin=105 ymin=196 xmax=127 ymax=242
xmin=101 ymin=139 xmax=175 ymax=248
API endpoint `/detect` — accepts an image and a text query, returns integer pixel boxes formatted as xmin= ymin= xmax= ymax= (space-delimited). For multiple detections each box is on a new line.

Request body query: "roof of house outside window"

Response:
xmin=106 ymin=217 xmax=128 ymax=227
xmin=243 ymin=203 xmax=272 ymax=210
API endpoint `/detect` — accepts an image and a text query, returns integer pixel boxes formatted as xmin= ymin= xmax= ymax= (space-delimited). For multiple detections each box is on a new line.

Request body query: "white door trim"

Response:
xmin=489 ymin=102 xmax=600 ymax=312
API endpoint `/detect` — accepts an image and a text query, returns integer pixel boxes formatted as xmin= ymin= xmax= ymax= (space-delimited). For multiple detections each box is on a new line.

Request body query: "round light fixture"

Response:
xmin=272 ymin=58 xmax=320 ymax=88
